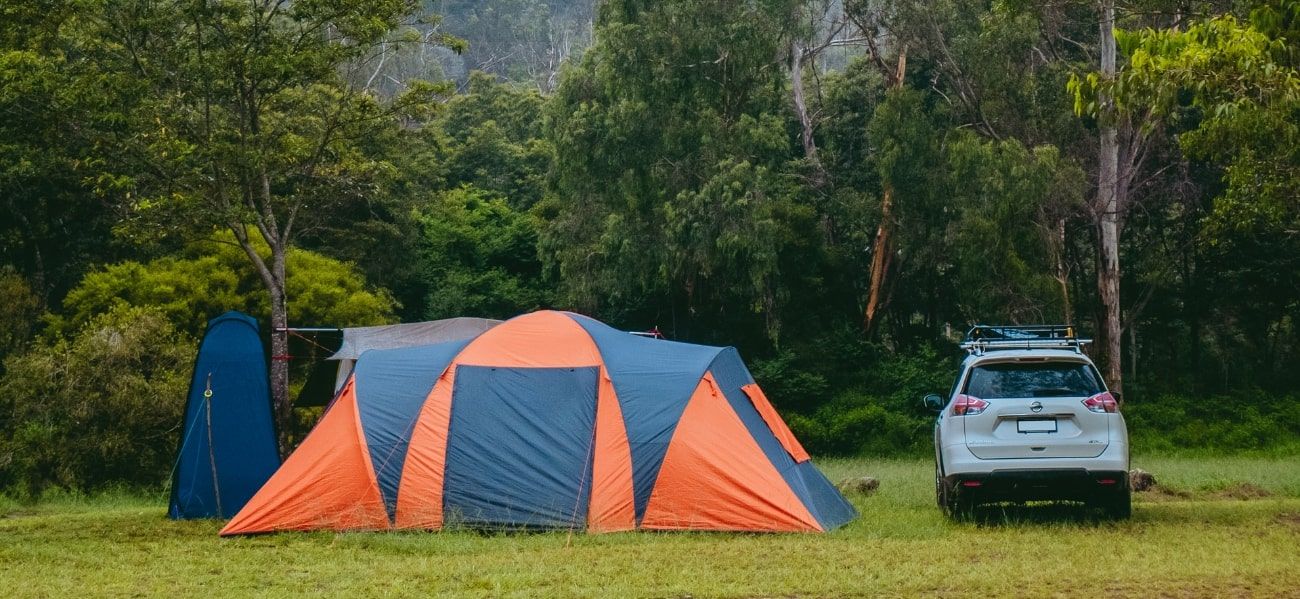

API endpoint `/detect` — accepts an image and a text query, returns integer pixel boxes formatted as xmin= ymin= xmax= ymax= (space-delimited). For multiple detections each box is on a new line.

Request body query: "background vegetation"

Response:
xmin=1 ymin=0 xmax=1298 ymax=496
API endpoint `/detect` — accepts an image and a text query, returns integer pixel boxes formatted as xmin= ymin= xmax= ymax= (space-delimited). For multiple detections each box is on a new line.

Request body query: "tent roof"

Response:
xmin=327 ymin=317 xmax=501 ymax=361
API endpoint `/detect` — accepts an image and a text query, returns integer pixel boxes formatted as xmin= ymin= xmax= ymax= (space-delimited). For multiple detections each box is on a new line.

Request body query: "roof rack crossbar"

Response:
xmin=961 ymin=324 xmax=1091 ymax=355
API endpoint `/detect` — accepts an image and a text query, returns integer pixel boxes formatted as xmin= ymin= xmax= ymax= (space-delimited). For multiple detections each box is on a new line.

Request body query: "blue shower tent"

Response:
xmin=169 ymin=311 xmax=281 ymax=519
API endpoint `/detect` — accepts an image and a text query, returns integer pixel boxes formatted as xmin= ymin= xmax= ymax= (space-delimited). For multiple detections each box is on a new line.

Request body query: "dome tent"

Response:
xmin=221 ymin=311 xmax=855 ymax=534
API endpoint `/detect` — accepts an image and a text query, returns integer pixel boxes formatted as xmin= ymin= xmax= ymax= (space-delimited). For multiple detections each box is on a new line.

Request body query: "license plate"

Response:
xmin=1017 ymin=418 xmax=1057 ymax=433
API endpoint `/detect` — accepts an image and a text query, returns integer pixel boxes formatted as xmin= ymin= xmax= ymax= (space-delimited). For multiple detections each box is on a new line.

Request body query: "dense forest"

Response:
xmin=1 ymin=0 xmax=1298 ymax=495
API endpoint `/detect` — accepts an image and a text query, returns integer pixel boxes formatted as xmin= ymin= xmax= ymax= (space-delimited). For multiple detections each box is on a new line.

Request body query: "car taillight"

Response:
xmin=1082 ymin=392 xmax=1118 ymax=413
xmin=951 ymin=394 xmax=989 ymax=416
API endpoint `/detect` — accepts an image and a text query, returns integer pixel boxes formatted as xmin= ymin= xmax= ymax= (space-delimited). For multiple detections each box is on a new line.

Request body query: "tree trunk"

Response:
xmin=1128 ymin=319 xmax=1138 ymax=381
xmin=1097 ymin=0 xmax=1123 ymax=396
xmin=864 ymin=187 xmax=895 ymax=332
xmin=268 ymin=243 xmax=291 ymax=454
xmin=790 ymin=39 xmax=825 ymax=187
xmin=864 ymin=50 xmax=907 ymax=334
xmin=1054 ymin=218 xmax=1072 ymax=325
xmin=229 ymin=222 xmax=292 ymax=455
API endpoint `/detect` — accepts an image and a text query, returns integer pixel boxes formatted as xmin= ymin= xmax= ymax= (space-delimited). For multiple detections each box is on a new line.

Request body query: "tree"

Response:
xmin=1070 ymin=1 xmax=1300 ymax=395
xmin=438 ymin=0 xmax=596 ymax=91
xmin=50 ymin=234 xmax=397 ymax=339
xmin=78 ymin=0 xmax=453 ymax=445
xmin=0 ymin=306 xmax=192 ymax=496
xmin=437 ymin=73 xmax=551 ymax=209
xmin=417 ymin=186 xmax=549 ymax=319
xmin=1095 ymin=0 xmax=1125 ymax=395
xmin=945 ymin=134 xmax=1086 ymax=322
xmin=0 ymin=268 xmax=41 ymax=371
xmin=542 ymin=0 xmax=819 ymax=345
xmin=0 ymin=2 xmax=117 ymax=304
xmin=1079 ymin=2 xmax=1300 ymax=390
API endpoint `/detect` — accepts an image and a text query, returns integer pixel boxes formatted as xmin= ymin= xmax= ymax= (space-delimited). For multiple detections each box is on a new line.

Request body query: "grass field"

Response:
xmin=3 ymin=455 xmax=1299 ymax=598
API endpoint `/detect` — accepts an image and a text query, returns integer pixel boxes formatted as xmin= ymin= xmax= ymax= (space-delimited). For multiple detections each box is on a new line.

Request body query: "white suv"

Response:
xmin=925 ymin=325 xmax=1130 ymax=519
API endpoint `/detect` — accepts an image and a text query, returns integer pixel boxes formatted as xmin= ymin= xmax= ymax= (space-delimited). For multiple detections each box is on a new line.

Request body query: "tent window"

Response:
xmin=740 ymin=383 xmax=810 ymax=463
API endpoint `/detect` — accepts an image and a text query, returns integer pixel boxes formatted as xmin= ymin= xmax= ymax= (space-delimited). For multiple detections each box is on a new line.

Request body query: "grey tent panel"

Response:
xmin=329 ymin=317 xmax=502 ymax=361
xmin=328 ymin=317 xmax=502 ymax=391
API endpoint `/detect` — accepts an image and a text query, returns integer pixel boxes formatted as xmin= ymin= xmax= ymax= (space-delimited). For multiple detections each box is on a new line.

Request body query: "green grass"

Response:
xmin=3 ymin=455 xmax=1299 ymax=598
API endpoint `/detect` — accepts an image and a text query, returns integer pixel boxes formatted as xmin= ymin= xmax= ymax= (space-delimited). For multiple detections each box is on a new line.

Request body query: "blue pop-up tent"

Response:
xmin=169 ymin=311 xmax=281 ymax=519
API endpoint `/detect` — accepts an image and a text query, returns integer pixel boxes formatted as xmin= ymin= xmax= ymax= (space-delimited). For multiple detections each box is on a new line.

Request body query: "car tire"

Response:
xmin=1101 ymin=485 xmax=1132 ymax=520
xmin=949 ymin=490 xmax=975 ymax=521
xmin=940 ymin=476 xmax=974 ymax=521
xmin=935 ymin=466 xmax=948 ymax=509
xmin=1090 ymin=483 xmax=1132 ymax=520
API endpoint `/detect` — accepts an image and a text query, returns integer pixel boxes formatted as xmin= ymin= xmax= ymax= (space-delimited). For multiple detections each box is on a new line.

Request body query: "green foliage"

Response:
xmin=542 ymin=0 xmax=826 ymax=344
xmin=1071 ymin=8 xmax=1300 ymax=239
xmin=437 ymin=0 xmax=594 ymax=90
xmin=417 ymin=186 xmax=550 ymax=319
xmin=790 ymin=394 xmax=929 ymax=456
xmin=755 ymin=339 xmax=955 ymax=455
xmin=2 ymin=0 xmax=1299 ymax=474
xmin=1124 ymin=391 xmax=1300 ymax=452
xmin=0 ymin=267 xmax=40 ymax=366
xmin=0 ymin=306 xmax=192 ymax=497
xmin=430 ymin=73 xmax=552 ymax=209
xmin=0 ymin=6 xmax=118 ymax=300
xmin=944 ymin=134 xmax=1084 ymax=322
xmin=52 ymin=233 xmax=396 ymax=337
xmin=57 ymin=0 xmax=445 ymax=247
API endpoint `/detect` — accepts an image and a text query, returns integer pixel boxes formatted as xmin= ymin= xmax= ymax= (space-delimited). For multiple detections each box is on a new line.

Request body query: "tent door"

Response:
xmin=442 ymin=365 xmax=599 ymax=528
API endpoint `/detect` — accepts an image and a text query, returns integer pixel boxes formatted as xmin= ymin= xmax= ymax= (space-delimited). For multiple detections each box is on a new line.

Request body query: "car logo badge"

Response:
xmin=1030 ymin=401 xmax=1043 ymax=413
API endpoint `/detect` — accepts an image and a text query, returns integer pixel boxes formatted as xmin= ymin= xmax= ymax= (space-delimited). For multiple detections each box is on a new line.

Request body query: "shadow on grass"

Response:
xmin=961 ymin=502 xmax=1113 ymax=527
xmin=957 ymin=494 xmax=1295 ymax=528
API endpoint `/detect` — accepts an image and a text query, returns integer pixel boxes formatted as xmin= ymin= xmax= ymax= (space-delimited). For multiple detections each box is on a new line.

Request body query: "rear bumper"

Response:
xmin=939 ymin=438 xmax=1129 ymax=501
xmin=941 ymin=438 xmax=1129 ymax=476
xmin=943 ymin=468 xmax=1128 ymax=502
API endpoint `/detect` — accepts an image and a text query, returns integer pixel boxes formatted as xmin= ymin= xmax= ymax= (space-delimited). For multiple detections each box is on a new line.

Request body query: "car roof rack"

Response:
xmin=960 ymin=324 xmax=1091 ymax=355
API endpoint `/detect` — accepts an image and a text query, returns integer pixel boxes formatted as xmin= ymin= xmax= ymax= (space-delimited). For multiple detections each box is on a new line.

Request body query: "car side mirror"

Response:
xmin=923 ymin=393 xmax=944 ymax=411
xmin=1110 ymin=391 xmax=1123 ymax=406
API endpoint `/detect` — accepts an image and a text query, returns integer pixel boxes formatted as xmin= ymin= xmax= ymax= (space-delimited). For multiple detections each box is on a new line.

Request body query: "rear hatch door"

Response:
xmin=961 ymin=359 xmax=1109 ymax=459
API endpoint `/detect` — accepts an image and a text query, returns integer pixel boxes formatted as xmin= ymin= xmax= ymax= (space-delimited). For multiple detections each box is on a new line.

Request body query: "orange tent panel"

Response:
xmin=740 ymin=383 xmax=811 ymax=463
xmin=640 ymin=374 xmax=820 ymax=532
xmin=454 ymin=310 xmax=602 ymax=368
xmin=393 ymin=365 xmax=457 ymax=529
xmin=587 ymin=367 xmax=636 ymax=531
xmin=220 ymin=379 xmax=387 ymax=535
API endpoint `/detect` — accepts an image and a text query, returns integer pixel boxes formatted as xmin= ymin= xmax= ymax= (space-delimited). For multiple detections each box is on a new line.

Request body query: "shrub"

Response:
xmin=747 ymin=350 xmax=830 ymax=414
xmin=50 ymin=232 xmax=397 ymax=338
xmin=1124 ymin=391 xmax=1300 ymax=452
xmin=0 ymin=267 xmax=41 ymax=370
xmin=762 ymin=343 xmax=1300 ymax=456
xmin=787 ymin=391 xmax=930 ymax=456
xmin=0 ymin=306 xmax=193 ymax=497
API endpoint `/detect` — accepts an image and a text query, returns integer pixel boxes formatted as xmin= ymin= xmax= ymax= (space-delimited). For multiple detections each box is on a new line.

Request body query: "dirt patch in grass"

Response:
xmin=1273 ymin=512 xmax=1300 ymax=531
xmin=1211 ymin=483 xmax=1273 ymax=500
xmin=1137 ymin=481 xmax=1275 ymax=502
xmin=1137 ymin=485 xmax=1195 ymax=502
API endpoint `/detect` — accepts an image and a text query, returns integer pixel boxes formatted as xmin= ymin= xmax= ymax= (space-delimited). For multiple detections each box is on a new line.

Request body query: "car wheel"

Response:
xmin=948 ymin=489 xmax=975 ymax=521
xmin=935 ymin=466 xmax=948 ymax=509
xmin=1100 ymin=485 xmax=1132 ymax=520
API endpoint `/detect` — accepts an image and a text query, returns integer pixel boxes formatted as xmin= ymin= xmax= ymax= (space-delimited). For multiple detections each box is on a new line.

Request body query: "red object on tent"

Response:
xmin=221 ymin=311 xmax=855 ymax=535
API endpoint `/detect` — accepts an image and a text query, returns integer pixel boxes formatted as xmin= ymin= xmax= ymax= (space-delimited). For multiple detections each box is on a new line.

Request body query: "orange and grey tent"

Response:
xmin=221 ymin=311 xmax=855 ymax=534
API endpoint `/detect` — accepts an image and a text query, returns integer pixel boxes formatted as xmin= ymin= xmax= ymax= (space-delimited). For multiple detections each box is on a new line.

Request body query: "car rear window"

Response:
xmin=963 ymin=362 xmax=1103 ymax=399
